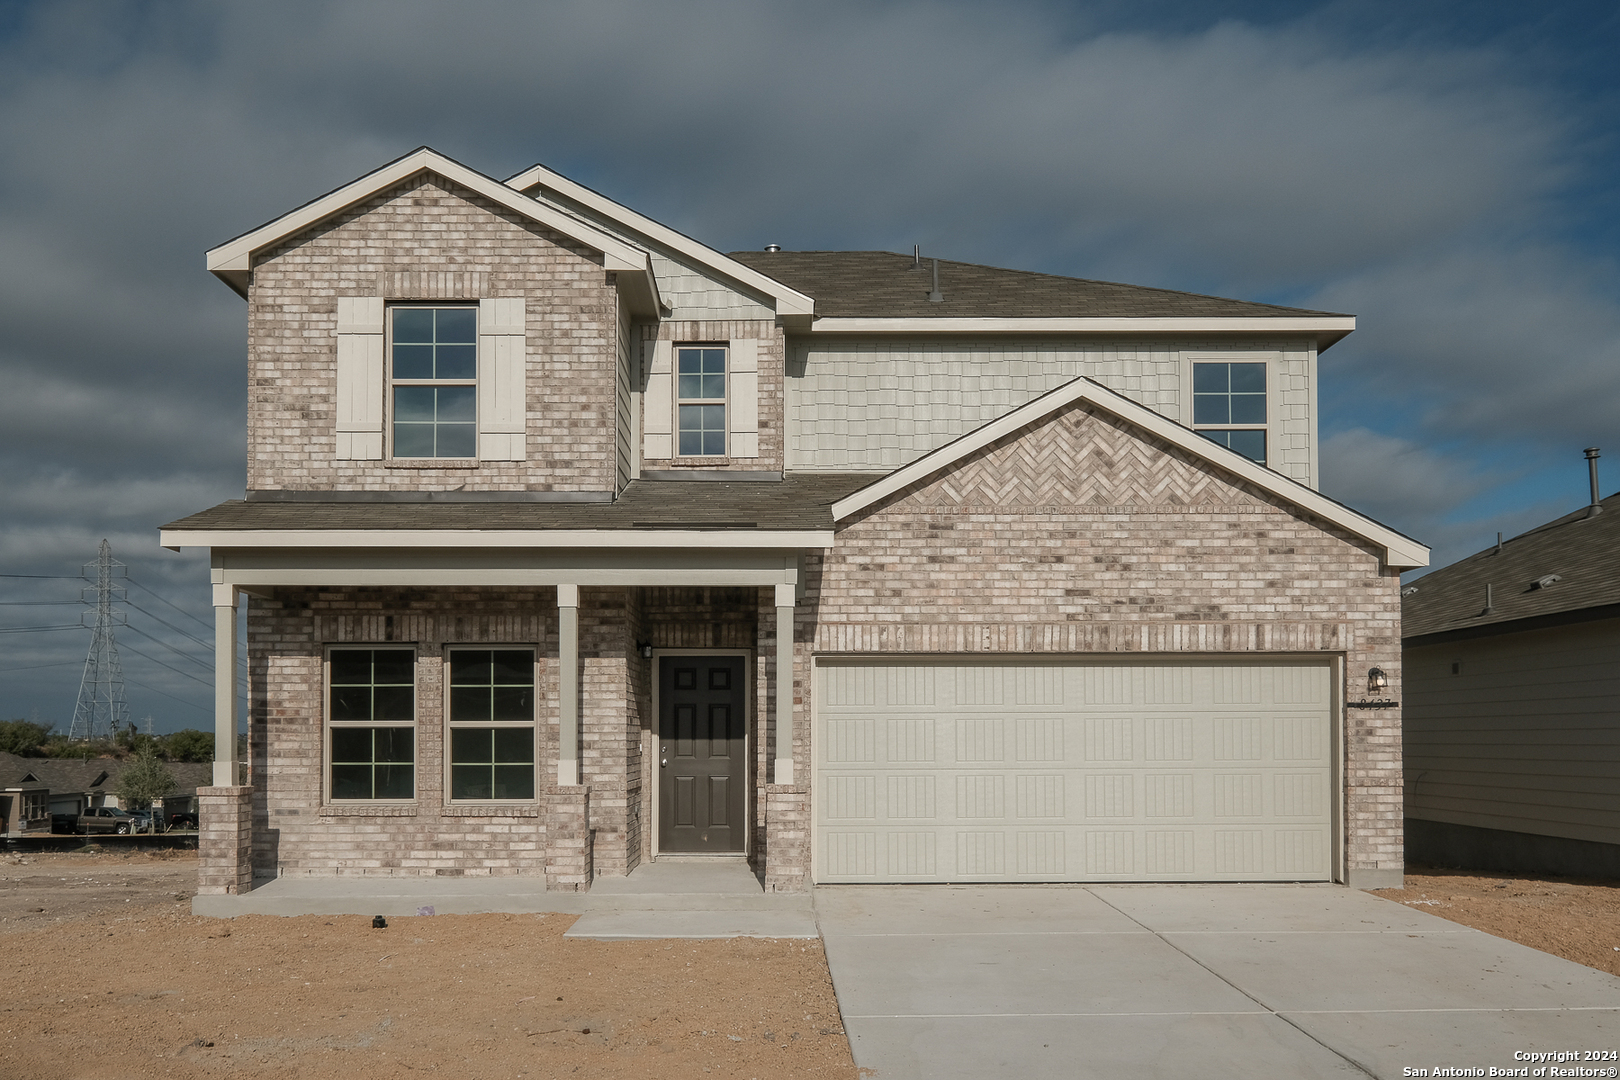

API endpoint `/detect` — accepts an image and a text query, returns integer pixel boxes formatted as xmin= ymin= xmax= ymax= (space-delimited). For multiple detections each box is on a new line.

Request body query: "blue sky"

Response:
xmin=1 ymin=0 xmax=1618 ymax=731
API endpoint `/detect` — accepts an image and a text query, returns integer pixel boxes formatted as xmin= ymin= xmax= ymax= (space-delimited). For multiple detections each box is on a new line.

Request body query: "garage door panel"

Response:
xmin=816 ymin=658 xmax=1334 ymax=883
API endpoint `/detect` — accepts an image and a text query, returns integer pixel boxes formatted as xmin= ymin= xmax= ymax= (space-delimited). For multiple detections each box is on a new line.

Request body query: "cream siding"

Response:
xmin=787 ymin=338 xmax=1318 ymax=487
xmin=1405 ymin=621 xmax=1620 ymax=848
xmin=643 ymin=339 xmax=674 ymax=460
xmin=729 ymin=338 xmax=759 ymax=458
xmin=614 ymin=298 xmax=635 ymax=488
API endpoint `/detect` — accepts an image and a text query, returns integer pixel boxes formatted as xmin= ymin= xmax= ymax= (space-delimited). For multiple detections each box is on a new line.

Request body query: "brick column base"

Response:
xmin=763 ymin=784 xmax=809 ymax=893
xmin=546 ymin=786 xmax=593 ymax=891
xmin=197 ymin=785 xmax=253 ymax=895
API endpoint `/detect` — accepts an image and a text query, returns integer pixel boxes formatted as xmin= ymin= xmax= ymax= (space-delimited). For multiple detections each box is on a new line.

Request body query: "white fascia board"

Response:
xmin=207 ymin=148 xmax=651 ymax=282
xmin=161 ymin=528 xmax=834 ymax=551
xmin=807 ymin=316 xmax=1356 ymax=336
xmin=830 ymin=377 xmax=1428 ymax=571
xmin=506 ymin=163 xmax=816 ymax=318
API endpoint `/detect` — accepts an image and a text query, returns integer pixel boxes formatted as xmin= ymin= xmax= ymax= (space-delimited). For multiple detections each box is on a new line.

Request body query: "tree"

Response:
xmin=0 ymin=719 xmax=51 ymax=755
xmin=161 ymin=729 xmax=214 ymax=763
xmin=116 ymin=747 xmax=176 ymax=815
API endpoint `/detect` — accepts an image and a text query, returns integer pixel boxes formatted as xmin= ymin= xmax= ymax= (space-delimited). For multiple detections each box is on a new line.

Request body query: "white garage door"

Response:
xmin=813 ymin=658 xmax=1334 ymax=883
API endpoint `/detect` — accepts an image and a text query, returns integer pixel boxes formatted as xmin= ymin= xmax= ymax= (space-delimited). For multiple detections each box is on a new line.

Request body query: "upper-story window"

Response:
xmin=677 ymin=346 xmax=727 ymax=456
xmin=1192 ymin=361 xmax=1267 ymax=464
xmin=391 ymin=306 xmax=477 ymax=458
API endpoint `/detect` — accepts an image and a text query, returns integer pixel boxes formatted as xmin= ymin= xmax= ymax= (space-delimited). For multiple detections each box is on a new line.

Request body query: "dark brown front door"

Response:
xmin=659 ymin=655 xmax=746 ymax=853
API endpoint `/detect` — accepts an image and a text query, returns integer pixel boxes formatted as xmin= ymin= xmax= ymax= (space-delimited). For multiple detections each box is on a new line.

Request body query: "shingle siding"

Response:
xmin=789 ymin=338 xmax=1318 ymax=488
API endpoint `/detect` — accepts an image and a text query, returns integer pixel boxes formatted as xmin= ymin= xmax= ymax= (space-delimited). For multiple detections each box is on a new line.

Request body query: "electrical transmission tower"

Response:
xmin=69 ymin=539 xmax=130 ymax=743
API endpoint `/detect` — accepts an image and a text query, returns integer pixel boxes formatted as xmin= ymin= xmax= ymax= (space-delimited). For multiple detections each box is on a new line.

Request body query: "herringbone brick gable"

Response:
xmin=899 ymin=402 xmax=1265 ymax=510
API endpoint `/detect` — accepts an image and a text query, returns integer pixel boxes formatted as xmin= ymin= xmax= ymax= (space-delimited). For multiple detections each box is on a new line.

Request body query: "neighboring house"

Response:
xmin=1403 ymin=488 xmax=1620 ymax=877
xmin=0 ymin=751 xmax=211 ymax=830
xmin=162 ymin=147 xmax=1427 ymax=897
xmin=0 ymin=753 xmax=51 ymax=837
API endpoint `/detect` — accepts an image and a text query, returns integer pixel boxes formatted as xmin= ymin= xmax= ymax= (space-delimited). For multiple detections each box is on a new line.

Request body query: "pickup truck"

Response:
xmin=74 ymin=807 xmax=136 ymax=834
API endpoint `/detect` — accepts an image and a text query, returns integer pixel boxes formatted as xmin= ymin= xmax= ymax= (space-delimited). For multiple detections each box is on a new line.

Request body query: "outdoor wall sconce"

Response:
xmin=1367 ymin=667 xmax=1388 ymax=694
xmin=637 ymin=641 xmax=654 ymax=659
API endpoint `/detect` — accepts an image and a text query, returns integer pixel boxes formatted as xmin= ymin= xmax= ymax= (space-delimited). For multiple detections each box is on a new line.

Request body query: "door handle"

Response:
xmin=661 ymin=745 xmax=668 ymax=768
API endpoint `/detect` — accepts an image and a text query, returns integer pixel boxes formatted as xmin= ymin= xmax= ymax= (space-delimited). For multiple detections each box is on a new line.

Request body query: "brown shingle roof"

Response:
xmin=163 ymin=474 xmax=881 ymax=533
xmin=726 ymin=250 xmax=1344 ymax=320
xmin=1403 ymin=492 xmax=1620 ymax=641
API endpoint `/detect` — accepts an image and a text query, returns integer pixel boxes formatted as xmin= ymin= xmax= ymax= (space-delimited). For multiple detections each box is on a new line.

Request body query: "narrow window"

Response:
xmin=448 ymin=649 xmax=536 ymax=800
xmin=328 ymin=648 xmax=416 ymax=800
xmin=1192 ymin=361 xmax=1267 ymax=464
xmin=676 ymin=346 xmax=726 ymax=456
xmin=391 ymin=306 xmax=477 ymax=458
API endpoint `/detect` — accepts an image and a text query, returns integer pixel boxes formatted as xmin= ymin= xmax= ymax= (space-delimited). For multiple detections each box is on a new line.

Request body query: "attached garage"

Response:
xmin=813 ymin=657 xmax=1339 ymax=883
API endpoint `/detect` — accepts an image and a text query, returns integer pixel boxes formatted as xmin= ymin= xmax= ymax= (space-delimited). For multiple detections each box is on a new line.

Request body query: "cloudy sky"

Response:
xmin=2 ymin=0 xmax=1618 ymax=732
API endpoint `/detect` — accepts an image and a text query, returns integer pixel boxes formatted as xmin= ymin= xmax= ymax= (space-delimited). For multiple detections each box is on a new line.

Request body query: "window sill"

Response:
xmin=384 ymin=458 xmax=480 ymax=470
xmin=320 ymin=804 xmax=419 ymax=817
xmin=442 ymin=804 xmax=541 ymax=818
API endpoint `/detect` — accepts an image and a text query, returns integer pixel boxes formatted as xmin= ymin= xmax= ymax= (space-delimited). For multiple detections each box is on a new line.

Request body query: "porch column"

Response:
xmin=557 ymin=583 xmax=580 ymax=786
xmin=774 ymin=582 xmax=795 ymax=785
xmin=212 ymin=583 xmax=239 ymax=787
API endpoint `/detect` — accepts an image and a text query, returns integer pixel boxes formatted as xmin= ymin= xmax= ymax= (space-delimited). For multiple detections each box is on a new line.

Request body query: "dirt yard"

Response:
xmin=0 ymin=849 xmax=857 ymax=1080
xmin=1374 ymin=864 xmax=1620 ymax=977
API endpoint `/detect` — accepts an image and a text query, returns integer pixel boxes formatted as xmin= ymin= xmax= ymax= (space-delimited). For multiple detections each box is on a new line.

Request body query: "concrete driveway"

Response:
xmin=815 ymin=884 xmax=1620 ymax=1080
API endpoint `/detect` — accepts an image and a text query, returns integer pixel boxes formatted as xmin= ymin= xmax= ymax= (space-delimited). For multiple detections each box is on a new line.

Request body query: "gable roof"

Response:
xmin=505 ymin=163 xmax=816 ymax=317
xmin=1403 ymin=491 xmax=1620 ymax=642
xmin=831 ymin=376 xmax=1429 ymax=571
xmin=206 ymin=147 xmax=661 ymax=314
xmin=0 ymin=752 xmax=212 ymax=796
xmin=728 ymin=251 xmax=1354 ymax=344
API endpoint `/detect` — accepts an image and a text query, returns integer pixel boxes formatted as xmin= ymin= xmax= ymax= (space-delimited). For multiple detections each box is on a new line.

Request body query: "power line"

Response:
xmin=0 ymin=600 xmax=84 ymax=606
xmin=0 ymin=624 xmax=84 ymax=634
xmin=124 ymin=576 xmax=214 ymax=633
xmin=124 ymin=599 xmax=215 ymax=653
xmin=117 ymin=640 xmax=214 ymax=690
xmin=122 ymin=675 xmax=211 ymax=716
xmin=0 ymin=574 xmax=81 ymax=580
xmin=0 ymin=660 xmax=84 ymax=674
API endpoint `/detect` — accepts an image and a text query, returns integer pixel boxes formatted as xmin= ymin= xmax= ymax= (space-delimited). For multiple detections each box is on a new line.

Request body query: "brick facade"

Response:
xmin=248 ymin=173 xmax=621 ymax=493
xmin=803 ymin=401 xmax=1404 ymax=881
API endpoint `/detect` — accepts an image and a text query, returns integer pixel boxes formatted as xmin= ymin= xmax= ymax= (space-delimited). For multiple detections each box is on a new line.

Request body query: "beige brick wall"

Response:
xmin=800 ymin=400 xmax=1404 ymax=878
xmin=247 ymin=173 xmax=621 ymax=493
xmin=640 ymin=320 xmax=786 ymax=473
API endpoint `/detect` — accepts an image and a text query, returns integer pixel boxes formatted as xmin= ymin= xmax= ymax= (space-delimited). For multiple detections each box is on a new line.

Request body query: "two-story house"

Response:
xmin=163 ymin=148 xmax=1427 ymax=896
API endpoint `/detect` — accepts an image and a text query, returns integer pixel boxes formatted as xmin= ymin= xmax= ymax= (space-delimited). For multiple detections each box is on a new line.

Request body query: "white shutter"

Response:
xmin=643 ymin=339 xmax=673 ymax=460
xmin=477 ymin=297 xmax=526 ymax=461
xmin=334 ymin=297 xmax=384 ymax=460
xmin=729 ymin=339 xmax=759 ymax=459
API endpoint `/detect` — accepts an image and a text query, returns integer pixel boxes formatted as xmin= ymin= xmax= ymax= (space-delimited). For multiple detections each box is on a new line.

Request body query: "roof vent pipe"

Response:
xmin=1585 ymin=447 xmax=1602 ymax=518
xmin=913 ymin=245 xmax=921 ymax=269
xmin=763 ymin=244 xmax=781 ymax=252
xmin=928 ymin=259 xmax=944 ymax=303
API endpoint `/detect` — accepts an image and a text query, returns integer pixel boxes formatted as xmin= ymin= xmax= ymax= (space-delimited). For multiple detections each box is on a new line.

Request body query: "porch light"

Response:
xmin=1367 ymin=667 xmax=1388 ymax=694
xmin=637 ymin=641 xmax=653 ymax=659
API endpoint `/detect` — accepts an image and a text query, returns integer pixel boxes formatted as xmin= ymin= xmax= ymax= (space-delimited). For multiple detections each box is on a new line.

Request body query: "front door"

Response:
xmin=659 ymin=655 xmax=747 ymax=853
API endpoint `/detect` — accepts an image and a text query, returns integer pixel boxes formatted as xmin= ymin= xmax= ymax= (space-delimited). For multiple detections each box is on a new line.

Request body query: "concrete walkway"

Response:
xmin=194 ymin=858 xmax=818 ymax=939
xmin=814 ymin=884 xmax=1620 ymax=1080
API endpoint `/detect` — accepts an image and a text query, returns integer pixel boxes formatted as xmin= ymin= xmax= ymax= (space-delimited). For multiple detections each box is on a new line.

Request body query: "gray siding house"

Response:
xmin=163 ymin=148 xmax=1426 ymax=896
xmin=1404 ymin=488 xmax=1620 ymax=876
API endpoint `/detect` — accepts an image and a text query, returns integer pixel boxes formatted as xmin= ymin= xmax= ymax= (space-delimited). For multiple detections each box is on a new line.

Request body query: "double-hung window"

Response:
xmin=328 ymin=648 xmax=416 ymax=800
xmin=448 ymin=649 xmax=536 ymax=801
xmin=391 ymin=306 xmax=477 ymax=458
xmin=1192 ymin=361 xmax=1267 ymax=464
xmin=677 ymin=346 xmax=726 ymax=456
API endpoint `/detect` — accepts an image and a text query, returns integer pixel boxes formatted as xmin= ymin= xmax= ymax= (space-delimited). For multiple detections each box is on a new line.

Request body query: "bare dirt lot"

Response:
xmin=0 ymin=849 xmax=857 ymax=1080
xmin=1374 ymin=864 xmax=1620 ymax=977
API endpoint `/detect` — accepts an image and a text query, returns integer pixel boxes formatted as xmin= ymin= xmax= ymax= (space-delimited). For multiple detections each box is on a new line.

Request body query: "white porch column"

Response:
xmin=774 ymin=582 xmax=795 ymax=785
xmin=212 ymin=583 xmax=239 ymax=787
xmin=557 ymin=584 xmax=580 ymax=786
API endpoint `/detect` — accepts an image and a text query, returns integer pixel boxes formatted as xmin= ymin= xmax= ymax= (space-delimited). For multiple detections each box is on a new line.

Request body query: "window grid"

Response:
xmin=390 ymin=306 xmax=477 ymax=459
xmin=1192 ymin=361 xmax=1267 ymax=465
xmin=676 ymin=346 xmax=726 ymax=456
xmin=447 ymin=649 xmax=537 ymax=801
xmin=328 ymin=648 xmax=416 ymax=801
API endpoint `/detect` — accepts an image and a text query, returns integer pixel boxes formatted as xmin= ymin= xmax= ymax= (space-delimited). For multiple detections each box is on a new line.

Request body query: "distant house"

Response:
xmin=1402 ymin=490 xmax=1620 ymax=877
xmin=0 ymin=751 xmax=211 ymax=830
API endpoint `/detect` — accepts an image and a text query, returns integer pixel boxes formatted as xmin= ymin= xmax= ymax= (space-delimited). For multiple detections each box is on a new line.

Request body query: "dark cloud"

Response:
xmin=0 ymin=0 xmax=1612 ymax=726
